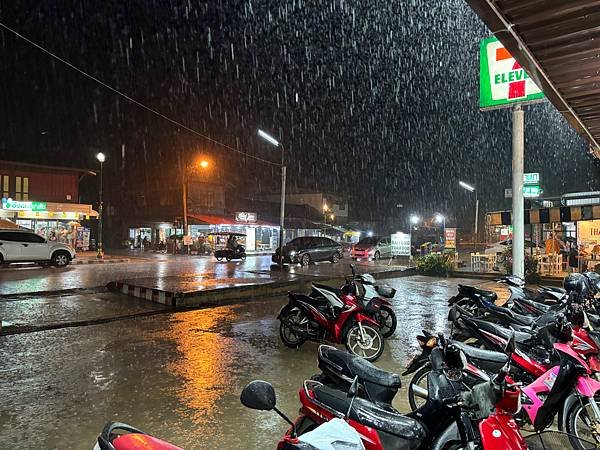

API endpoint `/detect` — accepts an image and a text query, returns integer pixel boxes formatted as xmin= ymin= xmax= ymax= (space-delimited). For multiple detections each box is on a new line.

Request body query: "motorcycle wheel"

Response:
xmin=279 ymin=307 xmax=308 ymax=348
xmin=226 ymin=255 xmax=232 ymax=261
xmin=345 ymin=324 xmax=384 ymax=361
xmin=564 ymin=395 xmax=600 ymax=450
xmin=374 ymin=305 xmax=397 ymax=338
xmin=408 ymin=363 xmax=431 ymax=411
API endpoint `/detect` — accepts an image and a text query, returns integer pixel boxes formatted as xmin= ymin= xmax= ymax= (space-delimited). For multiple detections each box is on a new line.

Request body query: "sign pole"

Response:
xmin=512 ymin=105 xmax=525 ymax=278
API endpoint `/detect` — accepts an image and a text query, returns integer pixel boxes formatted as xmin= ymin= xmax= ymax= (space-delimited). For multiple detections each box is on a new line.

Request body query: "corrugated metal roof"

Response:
xmin=467 ymin=0 xmax=600 ymax=154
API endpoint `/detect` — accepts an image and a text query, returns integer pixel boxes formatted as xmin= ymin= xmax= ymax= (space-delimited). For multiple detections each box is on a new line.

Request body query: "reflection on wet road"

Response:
xmin=0 ymin=275 xmax=502 ymax=449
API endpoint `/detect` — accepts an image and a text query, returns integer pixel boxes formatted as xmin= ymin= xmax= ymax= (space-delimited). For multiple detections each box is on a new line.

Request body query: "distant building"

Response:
xmin=0 ymin=160 xmax=98 ymax=251
xmin=260 ymin=191 xmax=349 ymax=225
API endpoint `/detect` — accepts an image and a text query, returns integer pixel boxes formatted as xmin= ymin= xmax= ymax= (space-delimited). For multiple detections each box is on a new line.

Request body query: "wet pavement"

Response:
xmin=0 ymin=255 xmax=406 ymax=296
xmin=0 ymin=275 xmax=503 ymax=450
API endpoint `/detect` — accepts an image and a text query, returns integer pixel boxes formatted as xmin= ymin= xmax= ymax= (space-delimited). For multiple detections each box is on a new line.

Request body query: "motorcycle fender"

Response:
xmin=354 ymin=312 xmax=380 ymax=328
xmin=575 ymin=375 xmax=600 ymax=397
xmin=448 ymin=295 xmax=464 ymax=306
xmin=277 ymin=304 xmax=301 ymax=320
xmin=375 ymin=297 xmax=391 ymax=306
xmin=479 ymin=415 xmax=527 ymax=450
xmin=401 ymin=350 xmax=430 ymax=376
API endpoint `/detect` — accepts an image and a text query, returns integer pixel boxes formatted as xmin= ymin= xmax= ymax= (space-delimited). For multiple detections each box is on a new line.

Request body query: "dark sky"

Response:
xmin=0 ymin=1 xmax=597 ymax=229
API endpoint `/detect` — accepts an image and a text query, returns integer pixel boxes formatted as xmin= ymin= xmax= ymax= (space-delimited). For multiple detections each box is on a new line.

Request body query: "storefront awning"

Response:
xmin=487 ymin=205 xmax=600 ymax=226
xmin=466 ymin=0 xmax=600 ymax=155
xmin=187 ymin=213 xmax=277 ymax=227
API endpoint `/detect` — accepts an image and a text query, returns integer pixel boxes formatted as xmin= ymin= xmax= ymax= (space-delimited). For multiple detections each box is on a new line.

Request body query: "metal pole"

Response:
xmin=279 ymin=163 xmax=286 ymax=267
xmin=97 ymin=161 xmax=104 ymax=258
xmin=512 ymin=105 xmax=525 ymax=278
xmin=182 ymin=166 xmax=188 ymax=237
xmin=474 ymin=192 xmax=479 ymax=247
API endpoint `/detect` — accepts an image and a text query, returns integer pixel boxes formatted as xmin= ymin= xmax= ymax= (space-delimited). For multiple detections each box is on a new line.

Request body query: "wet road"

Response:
xmin=0 ymin=275 xmax=500 ymax=449
xmin=0 ymin=255 xmax=405 ymax=295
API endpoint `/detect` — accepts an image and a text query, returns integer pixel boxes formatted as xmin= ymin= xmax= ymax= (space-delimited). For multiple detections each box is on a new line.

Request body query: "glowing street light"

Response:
xmin=95 ymin=152 xmax=106 ymax=258
xmin=199 ymin=159 xmax=209 ymax=169
xmin=410 ymin=215 xmax=420 ymax=225
xmin=459 ymin=180 xmax=479 ymax=240
xmin=435 ymin=213 xmax=445 ymax=224
xmin=257 ymin=128 xmax=286 ymax=267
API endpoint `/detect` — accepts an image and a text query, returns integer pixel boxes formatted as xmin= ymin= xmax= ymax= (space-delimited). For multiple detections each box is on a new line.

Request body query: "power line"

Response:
xmin=0 ymin=21 xmax=280 ymax=166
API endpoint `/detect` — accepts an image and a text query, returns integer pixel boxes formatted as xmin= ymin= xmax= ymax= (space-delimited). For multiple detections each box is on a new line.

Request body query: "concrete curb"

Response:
xmin=449 ymin=270 xmax=563 ymax=286
xmin=73 ymin=258 xmax=130 ymax=265
xmin=0 ymin=286 xmax=108 ymax=300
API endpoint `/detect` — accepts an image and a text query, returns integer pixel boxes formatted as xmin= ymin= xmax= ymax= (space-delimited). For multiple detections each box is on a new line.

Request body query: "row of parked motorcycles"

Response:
xmin=95 ymin=269 xmax=600 ymax=449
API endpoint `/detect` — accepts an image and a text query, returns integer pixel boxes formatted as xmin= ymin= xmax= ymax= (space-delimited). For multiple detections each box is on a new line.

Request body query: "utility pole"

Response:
xmin=512 ymin=105 xmax=525 ymax=278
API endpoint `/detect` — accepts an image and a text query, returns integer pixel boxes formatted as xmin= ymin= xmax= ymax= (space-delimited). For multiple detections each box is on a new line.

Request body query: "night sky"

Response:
xmin=0 ymin=1 xmax=597 ymax=229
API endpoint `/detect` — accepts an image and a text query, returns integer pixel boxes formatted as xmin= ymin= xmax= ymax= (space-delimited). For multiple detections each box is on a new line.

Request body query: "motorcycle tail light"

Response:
xmin=426 ymin=337 xmax=437 ymax=348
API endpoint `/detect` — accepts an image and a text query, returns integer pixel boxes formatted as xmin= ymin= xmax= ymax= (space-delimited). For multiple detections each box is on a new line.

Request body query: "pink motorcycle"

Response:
xmin=517 ymin=342 xmax=600 ymax=449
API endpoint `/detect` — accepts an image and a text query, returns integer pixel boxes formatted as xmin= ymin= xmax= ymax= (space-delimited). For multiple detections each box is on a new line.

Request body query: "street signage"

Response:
xmin=235 ymin=211 xmax=257 ymax=223
xmin=1 ymin=198 xmax=46 ymax=211
xmin=391 ymin=232 xmax=411 ymax=256
xmin=183 ymin=235 xmax=193 ymax=246
xmin=524 ymin=172 xmax=539 ymax=185
xmin=480 ymin=36 xmax=545 ymax=109
xmin=444 ymin=228 xmax=457 ymax=249
xmin=524 ymin=185 xmax=542 ymax=198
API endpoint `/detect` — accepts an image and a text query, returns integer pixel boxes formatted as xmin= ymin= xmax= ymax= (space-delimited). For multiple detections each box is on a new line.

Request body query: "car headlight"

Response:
xmin=289 ymin=251 xmax=296 ymax=256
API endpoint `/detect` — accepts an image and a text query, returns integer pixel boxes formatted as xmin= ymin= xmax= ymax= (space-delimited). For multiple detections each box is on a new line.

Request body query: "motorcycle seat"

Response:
xmin=319 ymin=345 xmax=401 ymax=388
xmin=313 ymin=385 xmax=426 ymax=443
xmin=469 ymin=317 xmax=533 ymax=345
xmin=291 ymin=293 xmax=329 ymax=308
xmin=453 ymin=341 xmax=508 ymax=365
xmin=458 ymin=284 xmax=498 ymax=302
xmin=312 ymin=283 xmax=342 ymax=297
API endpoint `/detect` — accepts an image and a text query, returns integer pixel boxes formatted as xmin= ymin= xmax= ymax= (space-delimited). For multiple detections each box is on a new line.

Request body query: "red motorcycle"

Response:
xmin=278 ymin=285 xmax=384 ymax=361
xmin=94 ymin=423 xmax=182 ymax=450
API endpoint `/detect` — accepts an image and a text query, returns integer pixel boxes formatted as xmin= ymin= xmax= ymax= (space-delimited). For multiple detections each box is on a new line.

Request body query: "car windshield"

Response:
xmin=288 ymin=237 xmax=315 ymax=248
xmin=357 ymin=237 xmax=379 ymax=245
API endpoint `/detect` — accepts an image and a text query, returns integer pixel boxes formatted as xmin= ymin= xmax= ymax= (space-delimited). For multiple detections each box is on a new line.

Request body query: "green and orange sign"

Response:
xmin=480 ymin=36 xmax=545 ymax=109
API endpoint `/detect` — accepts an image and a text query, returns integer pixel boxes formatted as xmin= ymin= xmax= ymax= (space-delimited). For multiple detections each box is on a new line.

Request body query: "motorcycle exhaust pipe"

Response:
xmin=412 ymin=384 xmax=429 ymax=399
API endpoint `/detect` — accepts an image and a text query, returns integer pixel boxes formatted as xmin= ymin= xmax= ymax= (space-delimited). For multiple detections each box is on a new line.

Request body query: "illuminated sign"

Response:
xmin=235 ymin=212 xmax=257 ymax=223
xmin=1 ymin=198 xmax=47 ymax=211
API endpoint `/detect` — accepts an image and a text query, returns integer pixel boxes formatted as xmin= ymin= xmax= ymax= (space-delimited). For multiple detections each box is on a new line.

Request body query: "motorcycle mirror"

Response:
xmin=347 ymin=376 xmax=359 ymax=398
xmin=504 ymin=333 xmax=516 ymax=356
xmin=240 ymin=380 xmax=276 ymax=411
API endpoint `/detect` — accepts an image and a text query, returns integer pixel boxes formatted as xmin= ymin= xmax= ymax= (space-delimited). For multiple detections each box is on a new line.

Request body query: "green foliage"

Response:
xmin=416 ymin=252 xmax=455 ymax=276
xmin=500 ymin=247 xmax=539 ymax=283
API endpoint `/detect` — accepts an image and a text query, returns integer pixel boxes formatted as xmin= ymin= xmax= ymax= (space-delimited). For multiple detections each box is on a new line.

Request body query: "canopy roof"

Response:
xmin=467 ymin=0 xmax=600 ymax=154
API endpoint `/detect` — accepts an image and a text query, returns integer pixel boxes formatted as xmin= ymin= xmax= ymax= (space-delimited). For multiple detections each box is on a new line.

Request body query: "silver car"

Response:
xmin=351 ymin=236 xmax=392 ymax=261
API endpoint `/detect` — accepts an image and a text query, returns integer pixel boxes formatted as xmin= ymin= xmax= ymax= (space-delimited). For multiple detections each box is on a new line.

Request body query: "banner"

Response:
xmin=444 ymin=228 xmax=457 ymax=249
xmin=391 ymin=232 xmax=411 ymax=256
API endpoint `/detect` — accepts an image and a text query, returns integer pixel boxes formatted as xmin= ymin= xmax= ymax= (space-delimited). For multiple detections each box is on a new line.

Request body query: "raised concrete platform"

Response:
xmin=108 ymin=267 xmax=415 ymax=308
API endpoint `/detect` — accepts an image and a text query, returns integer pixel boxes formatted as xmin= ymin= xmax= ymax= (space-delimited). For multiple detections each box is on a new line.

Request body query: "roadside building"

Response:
xmin=0 ymin=160 xmax=98 ymax=251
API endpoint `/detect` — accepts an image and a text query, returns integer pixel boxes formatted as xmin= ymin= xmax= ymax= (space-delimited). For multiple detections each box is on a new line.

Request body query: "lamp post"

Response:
xmin=258 ymin=129 xmax=286 ymax=267
xmin=459 ymin=181 xmax=479 ymax=244
xmin=96 ymin=152 xmax=105 ymax=258
xmin=182 ymin=159 xmax=210 ymax=246
xmin=435 ymin=213 xmax=446 ymax=248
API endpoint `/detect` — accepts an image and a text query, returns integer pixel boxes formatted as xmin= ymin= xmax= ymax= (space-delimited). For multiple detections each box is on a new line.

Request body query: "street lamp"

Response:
xmin=258 ymin=128 xmax=286 ymax=268
xmin=182 ymin=157 xmax=211 ymax=243
xmin=96 ymin=152 xmax=105 ymax=258
xmin=459 ymin=180 xmax=479 ymax=242
xmin=410 ymin=215 xmax=420 ymax=225
xmin=435 ymin=213 xmax=446 ymax=246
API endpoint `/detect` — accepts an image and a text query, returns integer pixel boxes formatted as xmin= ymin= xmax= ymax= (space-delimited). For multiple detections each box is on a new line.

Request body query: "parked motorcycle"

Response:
xmin=278 ymin=284 xmax=385 ymax=361
xmin=94 ymin=422 xmax=182 ymax=450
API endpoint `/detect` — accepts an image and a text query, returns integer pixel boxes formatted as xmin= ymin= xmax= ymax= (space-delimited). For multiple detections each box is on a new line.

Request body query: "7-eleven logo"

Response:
xmin=485 ymin=40 xmax=542 ymax=103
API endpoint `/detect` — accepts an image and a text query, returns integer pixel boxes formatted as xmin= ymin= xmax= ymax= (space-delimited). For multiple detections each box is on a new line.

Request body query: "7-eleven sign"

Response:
xmin=479 ymin=36 xmax=545 ymax=109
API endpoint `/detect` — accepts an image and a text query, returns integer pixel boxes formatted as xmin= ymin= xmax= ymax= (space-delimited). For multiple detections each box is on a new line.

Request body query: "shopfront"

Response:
xmin=187 ymin=213 xmax=279 ymax=252
xmin=0 ymin=198 xmax=98 ymax=251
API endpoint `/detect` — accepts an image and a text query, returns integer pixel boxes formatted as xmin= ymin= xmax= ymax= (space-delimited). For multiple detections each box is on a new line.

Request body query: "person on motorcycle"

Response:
xmin=226 ymin=235 xmax=238 ymax=252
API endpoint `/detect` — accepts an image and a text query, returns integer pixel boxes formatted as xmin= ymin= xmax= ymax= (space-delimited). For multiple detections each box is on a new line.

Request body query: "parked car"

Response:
xmin=272 ymin=236 xmax=342 ymax=266
xmin=485 ymin=239 xmax=542 ymax=256
xmin=0 ymin=229 xmax=75 ymax=267
xmin=351 ymin=236 xmax=391 ymax=261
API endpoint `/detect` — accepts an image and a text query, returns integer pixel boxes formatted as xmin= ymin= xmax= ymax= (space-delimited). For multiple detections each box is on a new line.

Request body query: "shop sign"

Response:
xmin=183 ymin=235 xmax=193 ymax=246
xmin=235 ymin=211 xmax=257 ymax=223
xmin=480 ymin=36 xmax=544 ymax=109
xmin=391 ymin=232 xmax=411 ymax=256
xmin=444 ymin=228 xmax=457 ymax=249
xmin=524 ymin=172 xmax=540 ymax=185
xmin=524 ymin=185 xmax=542 ymax=198
xmin=1 ymin=198 xmax=47 ymax=211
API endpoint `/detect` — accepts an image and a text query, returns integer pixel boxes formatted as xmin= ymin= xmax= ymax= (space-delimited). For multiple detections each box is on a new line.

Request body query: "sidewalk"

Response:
xmin=73 ymin=251 xmax=131 ymax=265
